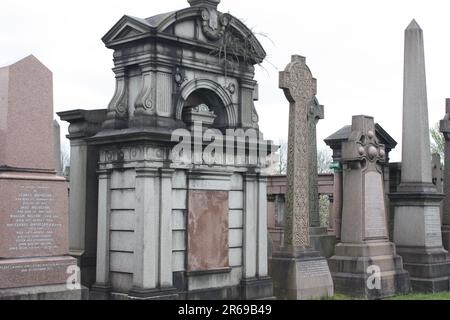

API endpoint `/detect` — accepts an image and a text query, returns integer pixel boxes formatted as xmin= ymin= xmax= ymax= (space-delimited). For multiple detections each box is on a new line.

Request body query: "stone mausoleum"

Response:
xmin=60 ymin=0 xmax=274 ymax=300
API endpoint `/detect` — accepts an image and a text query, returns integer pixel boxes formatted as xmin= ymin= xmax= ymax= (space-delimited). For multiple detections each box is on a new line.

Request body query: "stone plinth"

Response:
xmin=390 ymin=20 xmax=450 ymax=293
xmin=329 ymin=115 xmax=410 ymax=299
xmin=0 ymin=172 xmax=80 ymax=298
xmin=270 ymin=247 xmax=333 ymax=300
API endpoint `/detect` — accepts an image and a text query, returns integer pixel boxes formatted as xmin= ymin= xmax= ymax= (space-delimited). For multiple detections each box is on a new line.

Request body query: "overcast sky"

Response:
xmin=1 ymin=0 xmax=450 ymax=161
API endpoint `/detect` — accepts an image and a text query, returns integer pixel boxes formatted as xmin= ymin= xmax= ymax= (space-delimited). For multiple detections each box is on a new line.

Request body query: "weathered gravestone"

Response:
xmin=325 ymin=123 xmax=398 ymax=241
xmin=439 ymin=98 xmax=450 ymax=251
xmin=269 ymin=55 xmax=333 ymax=300
xmin=60 ymin=0 xmax=274 ymax=300
xmin=328 ymin=115 xmax=410 ymax=299
xmin=0 ymin=55 xmax=82 ymax=299
xmin=389 ymin=20 xmax=450 ymax=292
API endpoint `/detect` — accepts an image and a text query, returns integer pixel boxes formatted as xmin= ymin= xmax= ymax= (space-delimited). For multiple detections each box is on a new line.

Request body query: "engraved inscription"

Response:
xmin=424 ymin=207 xmax=443 ymax=247
xmin=364 ymin=172 xmax=388 ymax=239
xmin=6 ymin=186 xmax=60 ymax=253
xmin=297 ymin=259 xmax=331 ymax=278
xmin=0 ymin=180 xmax=68 ymax=259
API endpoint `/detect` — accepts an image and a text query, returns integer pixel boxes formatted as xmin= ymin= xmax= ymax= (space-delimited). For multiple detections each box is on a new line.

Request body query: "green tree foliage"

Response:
xmin=430 ymin=122 xmax=444 ymax=160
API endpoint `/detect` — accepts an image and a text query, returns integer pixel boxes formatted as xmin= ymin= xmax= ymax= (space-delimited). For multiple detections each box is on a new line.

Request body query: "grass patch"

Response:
xmin=325 ymin=292 xmax=450 ymax=300
xmin=386 ymin=292 xmax=450 ymax=300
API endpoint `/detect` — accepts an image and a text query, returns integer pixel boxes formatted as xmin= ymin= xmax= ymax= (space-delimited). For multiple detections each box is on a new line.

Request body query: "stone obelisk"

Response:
xmin=269 ymin=55 xmax=333 ymax=300
xmin=390 ymin=20 xmax=450 ymax=292
xmin=329 ymin=115 xmax=410 ymax=299
xmin=439 ymin=99 xmax=450 ymax=251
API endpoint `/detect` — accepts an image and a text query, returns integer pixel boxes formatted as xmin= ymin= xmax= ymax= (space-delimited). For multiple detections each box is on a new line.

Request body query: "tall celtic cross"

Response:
xmin=279 ymin=55 xmax=317 ymax=248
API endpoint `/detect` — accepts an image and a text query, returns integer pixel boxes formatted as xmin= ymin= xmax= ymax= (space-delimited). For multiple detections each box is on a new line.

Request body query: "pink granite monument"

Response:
xmin=0 ymin=55 xmax=81 ymax=299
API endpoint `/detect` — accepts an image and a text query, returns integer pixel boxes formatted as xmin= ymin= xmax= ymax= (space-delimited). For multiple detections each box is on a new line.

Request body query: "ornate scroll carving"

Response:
xmin=107 ymin=70 xmax=129 ymax=119
xmin=135 ymin=72 xmax=155 ymax=116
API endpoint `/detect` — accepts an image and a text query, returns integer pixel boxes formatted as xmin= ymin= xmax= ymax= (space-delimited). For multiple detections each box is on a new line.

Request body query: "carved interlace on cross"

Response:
xmin=279 ymin=55 xmax=317 ymax=104
xmin=280 ymin=55 xmax=318 ymax=248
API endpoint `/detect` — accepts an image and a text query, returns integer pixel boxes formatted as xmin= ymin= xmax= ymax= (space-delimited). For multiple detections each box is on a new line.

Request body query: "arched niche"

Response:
xmin=175 ymin=79 xmax=237 ymax=128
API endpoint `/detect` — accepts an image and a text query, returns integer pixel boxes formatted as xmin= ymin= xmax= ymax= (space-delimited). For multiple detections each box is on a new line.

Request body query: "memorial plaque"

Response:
xmin=0 ymin=178 xmax=69 ymax=258
xmin=424 ymin=207 xmax=443 ymax=248
xmin=364 ymin=172 xmax=388 ymax=239
xmin=297 ymin=259 xmax=332 ymax=278
xmin=187 ymin=190 xmax=229 ymax=272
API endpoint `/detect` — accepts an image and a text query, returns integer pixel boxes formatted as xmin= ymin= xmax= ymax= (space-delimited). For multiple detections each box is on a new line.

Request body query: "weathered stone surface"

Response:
xmin=308 ymin=98 xmax=324 ymax=228
xmin=187 ymin=190 xmax=229 ymax=272
xmin=0 ymin=284 xmax=86 ymax=300
xmin=279 ymin=55 xmax=316 ymax=248
xmin=63 ymin=0 xmax=274 ymax=300
xmin=390 ymin=20 xmax=450 ymax=293
xmin=0 ymin=56 xmax=78 ymax=299
xmin=0 ymin=55 xmax=54 ymax=171
xmin=270 ymin=55 xmax=333 ymax=300
xmin=329 ymin=115 xmax=410 ymax=299
xmin=0 ymin=174 xmax=69 ymax=259
xmin=400 ymin=20 xmax=433 ymax=188
xmin=0 ymin=256 xmax=76 ymax=289
xmin=325 ymin=123 xmax=398 ymax=241
xmin=440 ymin=99 xmax=450 ymax=251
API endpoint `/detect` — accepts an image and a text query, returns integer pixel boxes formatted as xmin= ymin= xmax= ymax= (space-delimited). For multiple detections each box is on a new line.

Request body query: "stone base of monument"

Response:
xmin=0 ymin=284 xmax=87 ymax=300
xmin=329 ymin=242 xmax=411 ymax=299
xmin=90 ymin=284 xmax=179 ymax=300
xmin=310 ymin=227 xmax=336 ymax=258
xmin=240 ymin=277 xmax=275 ymax=300
xmin=269 ymin=247 xmax=334 ymax=300
xmin=442 ymin=225 xmax=450 ymax=252
xmin=396 ymin=246 xmax=450 ymax=292
xmin=0 ymin=256 xmax=86 ymax=300
xmin=127 ymin=287 xmax=179 ymax=300
xmin=391 ymin=190 xmax=450 ymax=293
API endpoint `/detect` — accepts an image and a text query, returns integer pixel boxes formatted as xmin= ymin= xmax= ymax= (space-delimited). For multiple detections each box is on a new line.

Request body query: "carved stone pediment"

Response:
xmin=102 ymin=15 xmax=153 ymax=45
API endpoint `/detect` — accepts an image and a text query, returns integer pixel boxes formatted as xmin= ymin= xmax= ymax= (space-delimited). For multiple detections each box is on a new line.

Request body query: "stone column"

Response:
xmin=257 ymin=175 xmax=269 ymax=277
xmin=130 ymin=168 xmax=177 ymax=299
xmin=390 ymin=20 xmax=450 ymax=293
xmin=132 ymin=168 xmax=159 ymax=295
xmin=159 ymin=169 xmax=175 ymax=288
xmin=241 ymin=173 xmax=274 ymax=299
xmin=58 ymin=109 xmax=106 ymax=289
xmin=327 ymin=194 xmax=335 ymax=233
xmin=269 ymin=55 xmax=333 ymax=300
xmin=243 ymin=173 xmax=258 ymax=279
xmin=53 ymin=120 xmax=63 ymax=176
xmin=329 ymin=116 xmax=410 ymax=299
xmin=91 ymin=170 xmax=112 ymax=299
xmin=440 ymin=98 xmax=450 ymax=250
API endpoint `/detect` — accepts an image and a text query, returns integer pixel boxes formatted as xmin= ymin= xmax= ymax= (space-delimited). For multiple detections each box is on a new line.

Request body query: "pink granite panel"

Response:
xmin=0 ymin=176 xmax=69 ymax=258
xmin=187 ymin=190 xmax=229 ymax=272
xmin=0 ymin=55 xmax=54 ymax=170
